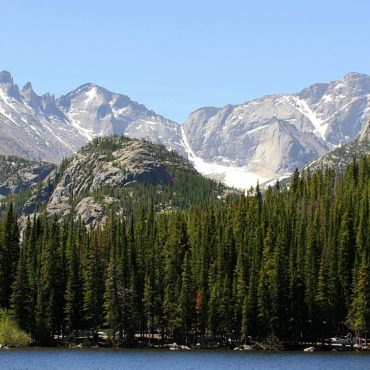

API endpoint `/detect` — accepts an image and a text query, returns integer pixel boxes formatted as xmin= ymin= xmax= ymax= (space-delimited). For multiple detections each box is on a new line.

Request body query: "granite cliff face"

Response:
xmin=20 ymin=136 xmax=219 ymax=226
xmin=182 ymin=73 xmax=370 ymax=186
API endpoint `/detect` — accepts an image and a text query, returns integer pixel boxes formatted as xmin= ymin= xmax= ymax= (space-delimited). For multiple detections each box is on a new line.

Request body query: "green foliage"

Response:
xmin=347 ymin=250 xmax=370 ymax=337
xmin=0 ymin=154 xmax=369 ymax=345
xmin=0 ymin=203 xmax=19 ymax=308
xmin=0 ymin=309 xmax=29 ymax=347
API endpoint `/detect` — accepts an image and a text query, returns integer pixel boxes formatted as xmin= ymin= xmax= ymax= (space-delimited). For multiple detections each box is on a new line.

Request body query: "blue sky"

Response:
xmin=2 ymin=0 xmax=370 ymax=122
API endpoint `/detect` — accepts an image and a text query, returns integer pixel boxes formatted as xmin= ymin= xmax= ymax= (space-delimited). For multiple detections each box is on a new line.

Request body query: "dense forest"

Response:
xmin=0 ymin=155 xmax=369 ymax=346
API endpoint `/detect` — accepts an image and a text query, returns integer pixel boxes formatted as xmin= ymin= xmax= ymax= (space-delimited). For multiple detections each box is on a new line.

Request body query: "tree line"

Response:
xmin=0 ymin=155 xmax=369 ymax=345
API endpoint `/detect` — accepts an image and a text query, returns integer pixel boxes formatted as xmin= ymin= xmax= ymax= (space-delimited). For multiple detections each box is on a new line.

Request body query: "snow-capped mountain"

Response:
xmin=0 ymin=71 xmax=183 ymax=163
xmin=57 ymin=83 xmax=185 ymax=156
xmin=182 ymin=72 xmax=370 ymax=187
xmin=0 ymin=71 xmax=85 ymax=163
xmin=0 ymin=70 xmax=369 ymax=189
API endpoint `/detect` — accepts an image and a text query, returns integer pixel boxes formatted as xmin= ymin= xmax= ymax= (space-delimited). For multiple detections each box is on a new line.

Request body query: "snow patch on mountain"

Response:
xmin=85 ymin=87 xmax=98 ymax=104
xmin=292 ymin=96 xmax=328 ymax=139
xmin=67 ymin=114 xmax=96 ymax=141
xmin=181 ymin=127 xmax=267 ymax=189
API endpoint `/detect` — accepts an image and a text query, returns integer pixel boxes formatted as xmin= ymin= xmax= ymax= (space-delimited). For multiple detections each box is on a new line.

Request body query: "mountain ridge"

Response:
xmin=305 ymin=119 xmax=370 ymax=172
xmin=182 ymin=71 xmax=370 ymax=187
xmin=1 ymin=70 xmax=370 ymax=189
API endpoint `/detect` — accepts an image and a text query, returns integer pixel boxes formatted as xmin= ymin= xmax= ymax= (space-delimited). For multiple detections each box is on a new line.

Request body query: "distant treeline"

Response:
xmin=0 ymin=156 xmax=369 ymax=345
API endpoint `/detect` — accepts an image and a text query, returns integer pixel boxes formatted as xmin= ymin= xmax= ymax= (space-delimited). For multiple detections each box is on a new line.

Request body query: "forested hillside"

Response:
xmin=14 ymin=136 xmax=225 ymax=226
xmin=0 ymin=155 xmax=369 ymax=346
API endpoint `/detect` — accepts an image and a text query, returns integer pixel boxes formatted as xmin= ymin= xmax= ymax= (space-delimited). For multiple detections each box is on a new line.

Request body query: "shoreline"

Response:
xmin=2 ymin=347 xmax=370 ymax=355
xmin=2 ymin=341 xmax=369 ymax=353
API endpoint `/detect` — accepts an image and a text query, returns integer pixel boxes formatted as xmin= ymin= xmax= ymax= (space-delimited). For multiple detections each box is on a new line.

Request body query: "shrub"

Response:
xmin=0 ymin=310 xmax=29 ymax=347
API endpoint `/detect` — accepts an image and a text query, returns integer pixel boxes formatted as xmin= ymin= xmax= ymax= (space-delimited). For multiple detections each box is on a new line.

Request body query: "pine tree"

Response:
xmin=233 ymin=245 xmax=246 ymax=340
xmin=338 ymin=208 xmax=355 ymax=316
xmin=64 ymin=222 xmax=83 ymax=334
xmin=10 ymin=247 xmax=32 ymax=334
xmin=143 ymin=273 xmax=154 ymax=339
xmin=83 ymin=233 xmax=104 ymax=335
xmin=162 ymin=213 xmax=188 ymax=338
xmin=0 ymin=152 xmax=368 ymax=345
xmin=104 ymin=240 xmax=124 ymax=340
xmin=0 ymin=203 xmax=19 ymax=308
xmin=35 ymin=214 xmax=60 ymax=342
xmin=257 ymin=225 xmax=276 ymax=337
xmin=347 ymin=250 xmax=370 ymax=343
xmin=176 ymin=252 xmax=194 ymax=343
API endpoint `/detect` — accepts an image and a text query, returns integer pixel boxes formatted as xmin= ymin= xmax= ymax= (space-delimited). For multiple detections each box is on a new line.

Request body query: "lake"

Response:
xmin=0 ymin=349 xmax=369 ymax=370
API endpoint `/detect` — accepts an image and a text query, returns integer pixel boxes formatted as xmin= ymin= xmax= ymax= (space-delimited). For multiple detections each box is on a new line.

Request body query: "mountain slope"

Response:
xmin=306 ymin=120 xmax=370 ymax=171
xmin=19 ymin=136 xmax=224 ymax=226
xmin=0 ymin=155 xmax=55 ymax=197
xmin=0 ymin=71 xmax=85 ymax=162
xmin=182 ymin=72 xmax=370 ymax=186
xmin=57 ymin=83 xmax=185 ymax=156
xmin=0 ymin=71 xmax=183 ymax=163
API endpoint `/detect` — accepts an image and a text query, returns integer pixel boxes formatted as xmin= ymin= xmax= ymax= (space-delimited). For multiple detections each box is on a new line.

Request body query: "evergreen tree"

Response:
xmin=103 ymin=241 xmax=124 ymax=340
xmin=10 ymin=247 xmax=32 ymax=334
xmin=347 ymin=250 xmax=370 ymax=343
xmin=83 ymin=233 xmax=104 ymax=335
xmin=0 ymin=203 xmax=19 ymax=308
xmin=0 ymin=153 xmax=368 ymax=345
xmin=176 ymin=252 xmax=194 ymax=343
xmin=64 ymin=222 xmax=83 ymax=334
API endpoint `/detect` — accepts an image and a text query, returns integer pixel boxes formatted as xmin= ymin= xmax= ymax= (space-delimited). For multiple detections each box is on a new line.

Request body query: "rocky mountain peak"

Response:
xmin=41 ymin=92 xmax=56 ymax=103
xmin=21 ymin=82 xmax=42 ymax=110
xmin=39 ymin=93 xmax=67 ymax=120
xmin=342 ymin=71 xmax=369 ymax=81
xmin=22 ymin=81 xmax=33 ymax=91
xmin=57 ymin=83 xmax=112 ymax=109
xmin=0 ymin=71 xmax=21 ymax=100
xmin=1 ymin=70 xmax=370 ymax=189
xmin=0 ymin=71 xmax=13 ymax=84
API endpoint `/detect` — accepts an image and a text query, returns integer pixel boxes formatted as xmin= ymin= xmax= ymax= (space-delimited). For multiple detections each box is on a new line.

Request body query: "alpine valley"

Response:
xmin=1 ymin=70 xmax=370 ymax=189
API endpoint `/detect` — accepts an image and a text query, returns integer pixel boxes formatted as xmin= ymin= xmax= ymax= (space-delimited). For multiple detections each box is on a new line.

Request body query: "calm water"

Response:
xmin=0 ymin=349 xmax=369 ymax=370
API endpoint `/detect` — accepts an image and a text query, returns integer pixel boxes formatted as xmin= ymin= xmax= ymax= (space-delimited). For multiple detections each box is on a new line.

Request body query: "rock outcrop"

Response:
xmin=0 ymin=155 xmax=55 ymax=196
xmin=20 ymin=136 xmax=214 ymax=226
